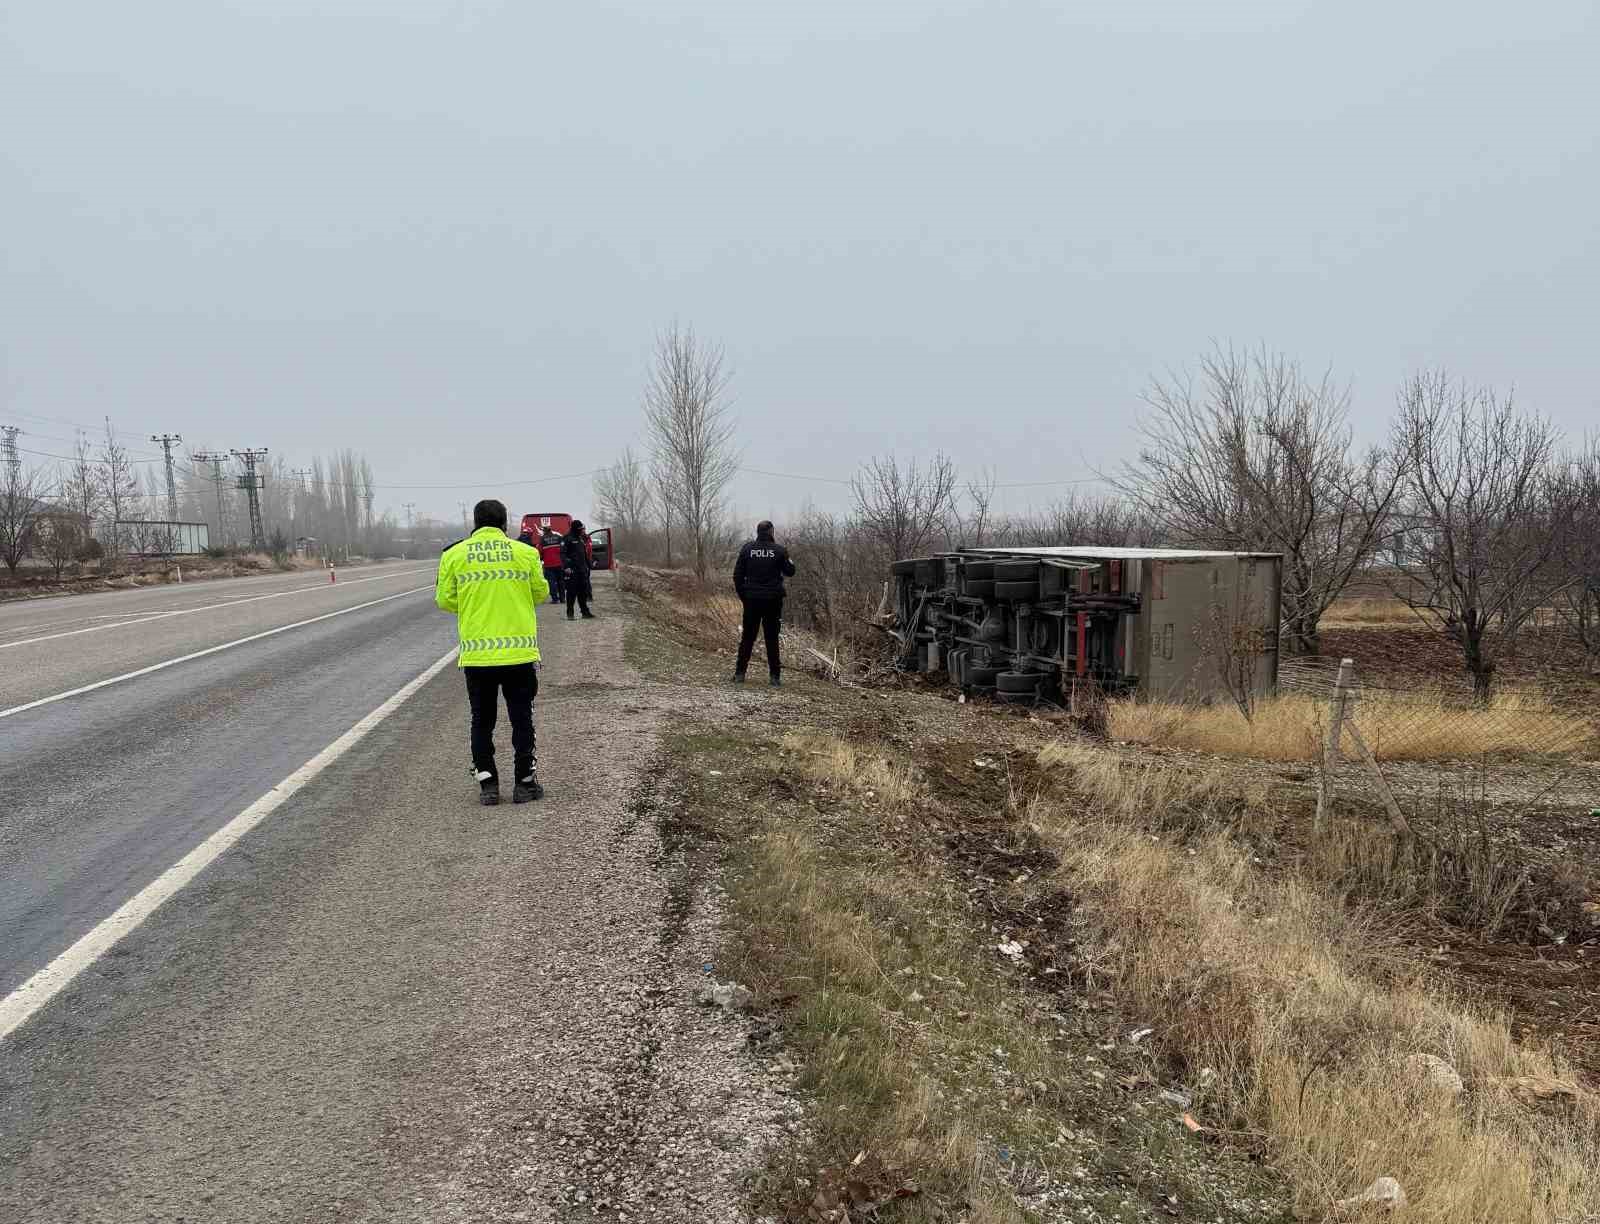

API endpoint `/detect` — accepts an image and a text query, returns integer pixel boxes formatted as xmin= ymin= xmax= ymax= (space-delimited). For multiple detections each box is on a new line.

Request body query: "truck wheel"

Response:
xmin=891 ymin=559 xmax=918 ymax=577
xmin=993 ymin=560 xmax=1038 ymax=582
xmin=995 ymin=580 xmax=1039 ymax=601
xmin=965 ymin=578 xmax=996 ymax=599
xmin=996 ymin=671 xmax=1041 ymax=694
xmin=966 ymin=666 xmax=1001 ymax=688
xmin=963 ymin=561 xmax=996 ymax=579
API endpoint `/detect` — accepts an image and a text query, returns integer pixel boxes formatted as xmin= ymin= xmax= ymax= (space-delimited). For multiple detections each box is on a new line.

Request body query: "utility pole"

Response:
xmin=230 ymin=449 xmax=270 ymax=552
xmin=403 ymin=502 xmax=416 ymax=560
xmin=0 ymin=425 xmax=20 ymax=479
xmin=458 ymin=501 xmax=469 ymax=534
xmin=191 ymin=451 xmax=231 ymax=548
xmin=288 ymin=468 xmax=312 ymax=552
xmin=150 ymin=433 xmax=182 ymax=519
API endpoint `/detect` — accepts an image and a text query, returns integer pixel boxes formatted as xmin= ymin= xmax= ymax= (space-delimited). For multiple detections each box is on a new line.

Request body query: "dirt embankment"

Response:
xmin=628 ymin=566 xmax=1600 ymax=1223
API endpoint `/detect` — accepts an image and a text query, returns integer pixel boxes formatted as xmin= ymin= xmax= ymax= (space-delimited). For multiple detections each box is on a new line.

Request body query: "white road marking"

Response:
xmin=0 ymin=586 xmax=433 ymax=721
xmin=0 ymin=568 xmax=431 ymax=650
xmin=0 ymin=645 xmax=460 ymax=1044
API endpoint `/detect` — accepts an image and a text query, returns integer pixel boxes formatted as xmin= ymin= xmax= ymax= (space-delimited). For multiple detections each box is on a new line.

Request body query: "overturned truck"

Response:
xmin=891 ymin=547 xmax=1282 ymax=705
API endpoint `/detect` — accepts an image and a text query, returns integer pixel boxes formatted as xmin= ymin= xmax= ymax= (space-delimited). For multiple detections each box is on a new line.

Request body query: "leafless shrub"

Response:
xmin=0 ymin=461 xmax=49 ymax=576
xmin=1555 ymin=438 xmax=1600 ymax=675
xmin=35 ymin=508 xmax=84 ymax=578
xmin=592 ymin=445 xmax=653 ymax=540
xmin=849 ymin=452 xmax=958 ymax=563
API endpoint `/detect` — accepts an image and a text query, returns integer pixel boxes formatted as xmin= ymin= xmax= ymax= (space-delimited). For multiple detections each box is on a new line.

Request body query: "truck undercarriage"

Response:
xmin=892 ymin=552 xmax=1142 ymax=704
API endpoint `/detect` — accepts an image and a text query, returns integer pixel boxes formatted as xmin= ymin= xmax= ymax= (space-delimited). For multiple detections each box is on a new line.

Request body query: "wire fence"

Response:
xmin=1277 ymin=655 xmax=1600 ymax=828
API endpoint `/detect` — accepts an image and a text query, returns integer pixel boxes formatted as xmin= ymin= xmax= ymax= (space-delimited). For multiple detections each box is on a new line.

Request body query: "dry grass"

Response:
xmin=1034 ymin=740 xmax=1600 ymax=1222
xmin=781 ymin=730 xmax=923 ymax=810
xmin=1109 ymin=690 xmax=1595 ymax=762
xmin=1321 ymin=597 xmax=1422 ymax=627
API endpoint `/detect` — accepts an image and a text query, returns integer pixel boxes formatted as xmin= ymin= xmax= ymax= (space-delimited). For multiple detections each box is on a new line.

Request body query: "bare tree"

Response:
xmin=61 ymin=430 xmax=104 ymax=539
xmin=643 ymin=324 xmax=740 ymax=581
xmin=648 ymin=447 xmax=679 ymax=567
xmin=961 ymin=466 xmax=998 ymax=546
xmin=850 ymin=452 xmax=960 ymax=562
xmin=1553 ymin=439 xmax=1600 ymax=674
xmin=0 ymin=461 xmax=48 ymax=577
xmin=592 ymin=445 xmax=653 ymax=539
xmin=97 ymin=418 xmax=143 ymax=557
xmin=1389 ymin=372 xmax=1570 ymax=701
xmin=1121 ymin=344 xmax=1401 ymax=655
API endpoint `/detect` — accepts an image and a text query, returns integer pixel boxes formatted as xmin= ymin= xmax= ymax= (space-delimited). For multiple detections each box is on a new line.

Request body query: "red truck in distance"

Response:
xmin=517 ymin=514 xmax=614 ymax=570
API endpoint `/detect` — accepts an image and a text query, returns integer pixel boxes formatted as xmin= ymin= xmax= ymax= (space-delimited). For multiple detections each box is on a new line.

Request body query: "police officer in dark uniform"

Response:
xmin=562 ymin=519 xmax=595 ymax=619
xmin=732 ymin=520 xmax=796 ymax=686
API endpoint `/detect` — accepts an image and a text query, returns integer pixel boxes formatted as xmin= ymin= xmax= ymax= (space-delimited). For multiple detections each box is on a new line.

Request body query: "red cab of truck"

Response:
xmin=519 ymin=513 xmax=592 ymax=568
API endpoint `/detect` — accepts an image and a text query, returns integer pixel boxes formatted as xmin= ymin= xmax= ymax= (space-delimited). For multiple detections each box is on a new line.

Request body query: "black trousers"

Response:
xmin=543 ymin=566 xmax=564 ymax=603
xmin=737 ymin=596 xmax=783 ymax=678
xmin=464 ymin=663 xmax=538 ymax=783
xmin=566 ymin=573 xmax=592 ymax=616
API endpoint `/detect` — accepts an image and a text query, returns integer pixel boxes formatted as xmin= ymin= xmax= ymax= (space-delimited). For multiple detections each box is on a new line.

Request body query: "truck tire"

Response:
xmin=965 ymin=578 xmax=995 ymax=599
xmin=891 ymin=559 xmax=918 ymax=577
xmin=996 ymin=671 xmax=1041 ymax=693
xmin=966 ymin=665 xmax=1001 ymax=688
xmin=995 ymin=580 xmax=1038 ymax=601
xmin=963 ymin=561 xmax=996 ymax=580
xmin=993 ymin=561 xmax=1038 ymax=582
xmin=995 ymin=671 xmax=1041 ymax=703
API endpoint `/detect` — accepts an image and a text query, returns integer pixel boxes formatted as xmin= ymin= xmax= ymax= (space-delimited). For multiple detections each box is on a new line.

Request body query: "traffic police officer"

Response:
xmin=436 ymin=499 xmax=550 ymax=805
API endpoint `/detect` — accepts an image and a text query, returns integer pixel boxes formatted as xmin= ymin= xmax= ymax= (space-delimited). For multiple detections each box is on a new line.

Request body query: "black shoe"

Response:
xmin=732 ymin=672 xmax=746 ymax=684
xmin=567 ymin=611 xmax=575 ymax=620
xmin=581 ymin=612 xmax=596 ymax=619
xmin=770 ymin=675 xmax=782 ymax=687
xmin=478 ymin=781 xmax=500 ymax=806
xmin=513 ymin=777 xmax=544 ymax=803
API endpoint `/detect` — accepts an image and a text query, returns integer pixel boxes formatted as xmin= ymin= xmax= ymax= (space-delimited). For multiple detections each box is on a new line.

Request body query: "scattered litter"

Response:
xmin=1128 ymin=1026 xmax=1154 ymax=1044
xmin=906 ymin=990 xmax=925 ymax=1005
xmin=1181 ymin=1113 xmax=1203 ymax=1133
xmin=973 ymin=757 xmax=1000 ymax=770
xmin=708 ymin=770 xmax=723 ymax=777
xmin=1335 ymin=1176 xmax=1406 ymax=1212
xmin=696 ymin=980 xmax=754 ymax=1012
xmin=1160 ymin=1089 xmax=1193 ymax=1109
xmin=997 ymin=940 xmax=1026 ymax=962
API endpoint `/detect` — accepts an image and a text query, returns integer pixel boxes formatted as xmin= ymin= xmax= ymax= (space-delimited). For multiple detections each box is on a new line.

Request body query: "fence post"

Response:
xmin=1315 ymin=657 xmax=1355 ymax=833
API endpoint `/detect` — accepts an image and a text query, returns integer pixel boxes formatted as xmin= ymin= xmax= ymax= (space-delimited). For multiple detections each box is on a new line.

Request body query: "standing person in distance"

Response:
xmin=540 ymin=521 xmax=565 ymax=605
xmin=563 ymin=518 xmax=595 ymax=620
xmin=436 ymin=499 xmax=549 ymax=806
xmin=733 ymin=519 xmax=796 ymax=686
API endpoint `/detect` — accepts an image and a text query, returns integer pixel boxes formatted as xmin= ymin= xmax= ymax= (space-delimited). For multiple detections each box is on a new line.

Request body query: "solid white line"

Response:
xmin=0 ymin=567 xmax=431 ymax=650
xmin=0 ymin=585 xmax=433 ymax=721
xmin=0 ymin=645 xmax=459 ymax=1045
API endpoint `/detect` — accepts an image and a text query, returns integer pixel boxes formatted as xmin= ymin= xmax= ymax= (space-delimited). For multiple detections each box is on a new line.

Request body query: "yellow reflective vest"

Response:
xmin=435 ymin=526 xmax=551 ymax=667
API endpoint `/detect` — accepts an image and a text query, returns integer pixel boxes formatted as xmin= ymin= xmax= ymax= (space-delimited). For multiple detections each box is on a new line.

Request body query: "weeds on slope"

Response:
xmin=1035 ymin=743 xmax=1600 ymax=1222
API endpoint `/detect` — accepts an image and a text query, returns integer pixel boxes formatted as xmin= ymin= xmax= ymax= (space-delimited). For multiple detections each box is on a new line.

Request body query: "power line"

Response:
xmin=13 ymin=444 xmax=1115 ymax=497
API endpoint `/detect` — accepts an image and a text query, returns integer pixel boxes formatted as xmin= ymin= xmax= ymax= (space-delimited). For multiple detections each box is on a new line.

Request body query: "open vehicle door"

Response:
xmin=589 ymin=527 xmax=614 ymax=570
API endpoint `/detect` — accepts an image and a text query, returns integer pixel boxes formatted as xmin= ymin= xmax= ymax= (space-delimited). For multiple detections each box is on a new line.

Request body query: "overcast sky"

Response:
xmin=3 ymin=0 xmax=1596 ymax=526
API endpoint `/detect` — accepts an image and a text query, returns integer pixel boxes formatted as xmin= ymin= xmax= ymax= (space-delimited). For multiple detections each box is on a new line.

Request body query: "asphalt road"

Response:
xmin=0 ymin=567 xmax=779 ymax=1221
